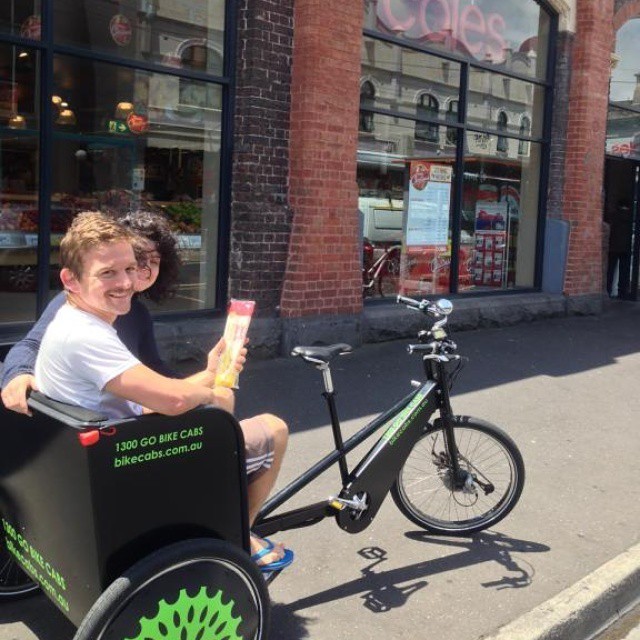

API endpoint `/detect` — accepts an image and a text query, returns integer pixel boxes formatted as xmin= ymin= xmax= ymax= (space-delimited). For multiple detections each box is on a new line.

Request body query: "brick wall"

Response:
xmin=279 ymin=1 xmax=364 ymax=318
xmin=613 ymin=0 xmax=640 ymax=27
xmin=229 ymin=0 xmax=294 ymax=315
xmin=546 ymin=31 xmax=574 ymax=219
xmin=561 ymin=0 xmax=615 ymax=296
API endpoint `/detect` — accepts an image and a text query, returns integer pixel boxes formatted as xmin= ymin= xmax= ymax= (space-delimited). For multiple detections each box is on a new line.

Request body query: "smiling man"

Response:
xmin=34 ymin=211 xmax=226 ymax=418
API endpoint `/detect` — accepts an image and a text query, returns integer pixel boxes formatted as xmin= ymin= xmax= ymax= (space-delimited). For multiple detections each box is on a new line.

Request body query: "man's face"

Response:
xmin=62 ymin=240 xmax=138 ymax=322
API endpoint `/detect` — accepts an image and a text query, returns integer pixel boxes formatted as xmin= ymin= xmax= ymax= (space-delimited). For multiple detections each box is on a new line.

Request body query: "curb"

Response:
xmin=481 ymin=542 xmax=640 ymax=640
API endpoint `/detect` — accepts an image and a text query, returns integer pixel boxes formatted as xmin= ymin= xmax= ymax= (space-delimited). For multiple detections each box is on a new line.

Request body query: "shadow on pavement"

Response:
xmin=279 ymin=530 xmax=549 ymax=617
xmin=234 ymin=302 xmax=640 ymax=433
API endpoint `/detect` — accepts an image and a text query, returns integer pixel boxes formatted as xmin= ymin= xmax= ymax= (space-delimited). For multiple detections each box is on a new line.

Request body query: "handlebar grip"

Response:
xmin=396 ymin=295 xmax=431 ymax=311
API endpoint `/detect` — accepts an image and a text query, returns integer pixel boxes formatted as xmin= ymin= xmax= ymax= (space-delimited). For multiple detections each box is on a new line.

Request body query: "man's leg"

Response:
xmin=241 ymin=414 xmax=288 ymax=523
xmin=240 ymin=414 xmax=290 ymax=564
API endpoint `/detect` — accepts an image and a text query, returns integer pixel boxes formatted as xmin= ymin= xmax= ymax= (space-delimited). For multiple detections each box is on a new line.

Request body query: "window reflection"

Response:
xmin=467 ymin=68 xmax=544 ymax=139
xmin=358 ymin=114 xmax=457 ymax=298
xmin=0 ymin=3 xmax=41 ymax=40
xmin=0 ymin=42 xmax=40 ymax=321
xmin=49 ymin=55 xmax=222 ymax=311
xmin=364 ymin=0 xmax=551 ymax=80
xmin=461 ymin=133 xmax=540 ymax=292
xmin=415 ymin=94 xmax=439 ymax=142
xmin=54 ymin=0 xmax=225 ymax=75
xmin=359 ymin=80 xmax=375 ymax=133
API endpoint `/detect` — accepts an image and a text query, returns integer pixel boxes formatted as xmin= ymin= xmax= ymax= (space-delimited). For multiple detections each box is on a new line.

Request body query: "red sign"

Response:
xmin=127 ymin=112 xmax=149 ymax=134
xmin=110 ymin=14 xmax=132 ymax=47
xmin=377 ymin=0 xmax=508 ymax=62
xmin=610 ymin=141 xmax=640 ymax=157
xmin=20 ymin=15 xmax=41 ymax=40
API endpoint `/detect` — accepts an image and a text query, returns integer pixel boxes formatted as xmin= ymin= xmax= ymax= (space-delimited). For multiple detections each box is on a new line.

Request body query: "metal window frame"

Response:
xmin=360 ymin=1 xmax=558 ymax=296
xmin=0 ymin=0 xmax=236 ymax=331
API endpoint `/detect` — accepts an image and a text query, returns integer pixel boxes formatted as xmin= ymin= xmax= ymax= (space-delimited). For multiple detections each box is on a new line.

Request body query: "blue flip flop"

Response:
xmin=251 ymin=537 xmax=295 ymax=573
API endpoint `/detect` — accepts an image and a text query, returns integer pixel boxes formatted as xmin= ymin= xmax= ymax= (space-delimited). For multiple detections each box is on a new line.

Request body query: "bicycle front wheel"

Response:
xmin=391 ymin=417 xmax=524 ymax=535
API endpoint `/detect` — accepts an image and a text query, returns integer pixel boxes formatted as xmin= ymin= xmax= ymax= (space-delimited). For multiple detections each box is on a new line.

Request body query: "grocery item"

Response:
xmin=214 ymin=300 xmax=255 ymax=389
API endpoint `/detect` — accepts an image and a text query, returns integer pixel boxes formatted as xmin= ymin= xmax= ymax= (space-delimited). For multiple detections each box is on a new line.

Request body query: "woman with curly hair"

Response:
xmin=0 ymin=209 xmax=181 ymax=408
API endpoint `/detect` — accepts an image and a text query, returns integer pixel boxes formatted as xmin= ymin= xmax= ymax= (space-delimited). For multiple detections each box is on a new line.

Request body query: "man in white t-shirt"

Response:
xmin=35 ymin=212 xmax=230 ymax=417
xmin=33 ymin=211 xmax=293 ymax=572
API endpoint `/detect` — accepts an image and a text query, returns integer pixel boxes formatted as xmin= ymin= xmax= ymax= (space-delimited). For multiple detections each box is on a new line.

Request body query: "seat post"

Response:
xmin=318 ymin=363 xmax=350 ymax=485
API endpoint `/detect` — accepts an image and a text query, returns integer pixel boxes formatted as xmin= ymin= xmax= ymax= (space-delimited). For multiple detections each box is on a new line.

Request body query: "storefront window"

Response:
xmin=0 ymin=3 xmax=41 ymax=40
xmin=54 ymin=0 xmax=225 ymax=75
xmin=50 ymin=55 xmax=222 ymax=311
xmin=361 ymin=36 xmax=461 ymax=120
xmin=0 ymin=43 xmax=40 ymax=321
xmin=358 ymin=114 xmax=457 ymax=297
xmin=360 ymin=0 xmax=552 ymax=298
xmin=607 ymin=19 xmax=640 ymax=160
xmin=462 ymin=133 xmax=541 ymax=292
xmin=467 ymin=69 xmax=544 ymax=138
xmin=364 ymin=0 xmax=551 ymax=80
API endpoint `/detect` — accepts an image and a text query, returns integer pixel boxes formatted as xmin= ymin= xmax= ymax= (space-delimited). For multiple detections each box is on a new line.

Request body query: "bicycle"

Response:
xmin=362 ymin=241 xmax=401 ymax=298
xmin=253 ymin=294 xmax=524 ymax=549
xmin=1 ymin=295 xmax=524 ymax=638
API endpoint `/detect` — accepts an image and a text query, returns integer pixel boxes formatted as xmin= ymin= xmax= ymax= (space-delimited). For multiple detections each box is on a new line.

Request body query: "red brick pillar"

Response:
xmin=280 ymin=2 xmax=364 ymax=319
xmin=561 ymin=0 xmax=615 ymax=297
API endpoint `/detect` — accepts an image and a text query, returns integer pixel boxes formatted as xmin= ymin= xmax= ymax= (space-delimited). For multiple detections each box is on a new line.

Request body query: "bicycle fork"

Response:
xmin=434 ymin=361 xmax=466 ymax=489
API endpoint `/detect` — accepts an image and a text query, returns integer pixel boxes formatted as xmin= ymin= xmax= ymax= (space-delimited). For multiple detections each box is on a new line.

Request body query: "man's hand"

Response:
xmin=206 ymin=338 xmax=248 ymax=375
xmin=1 ymin=374 xmax=38 ymax=416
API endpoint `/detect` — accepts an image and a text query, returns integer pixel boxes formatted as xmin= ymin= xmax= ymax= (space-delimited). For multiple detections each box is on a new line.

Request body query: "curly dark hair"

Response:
xmin=117 ymin=210 xmax=182 ymax=304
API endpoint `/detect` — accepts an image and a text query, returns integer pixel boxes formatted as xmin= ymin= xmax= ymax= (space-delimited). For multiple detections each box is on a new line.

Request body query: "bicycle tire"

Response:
xmin=73 ymin=538 xmax=270 ymax=640
xmin=0 ymin=523 xmax=39 ymax=600
xmin=391 ymin=416 xmax=524 ymax=535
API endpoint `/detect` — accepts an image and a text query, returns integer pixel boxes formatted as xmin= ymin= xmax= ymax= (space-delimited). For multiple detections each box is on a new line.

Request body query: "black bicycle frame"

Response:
xmin=253 ymin=367 xmax=449 ymax=538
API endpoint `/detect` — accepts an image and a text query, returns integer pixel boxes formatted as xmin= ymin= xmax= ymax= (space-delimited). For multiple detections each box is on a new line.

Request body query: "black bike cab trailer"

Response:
xmin=0 ymin=392 xmax=269 ymax=640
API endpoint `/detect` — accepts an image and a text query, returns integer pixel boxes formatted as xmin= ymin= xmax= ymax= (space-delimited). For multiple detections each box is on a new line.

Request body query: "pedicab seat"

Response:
xmin=0 ymin=391 xmax=249 ymax=626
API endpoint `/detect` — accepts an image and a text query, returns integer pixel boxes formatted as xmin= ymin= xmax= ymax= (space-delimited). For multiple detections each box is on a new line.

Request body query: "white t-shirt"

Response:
xmin=35 ymin=304 xmax=143 ymax=419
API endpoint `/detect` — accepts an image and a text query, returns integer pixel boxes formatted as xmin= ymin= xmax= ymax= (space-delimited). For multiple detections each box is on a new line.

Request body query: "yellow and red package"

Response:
xmin=214 ymin=300 xmax=255 ymax=389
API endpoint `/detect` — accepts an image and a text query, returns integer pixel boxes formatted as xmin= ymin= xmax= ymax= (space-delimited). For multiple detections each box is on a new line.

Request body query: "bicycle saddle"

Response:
xmin=291 ymin=343 xmax=352 ymax=364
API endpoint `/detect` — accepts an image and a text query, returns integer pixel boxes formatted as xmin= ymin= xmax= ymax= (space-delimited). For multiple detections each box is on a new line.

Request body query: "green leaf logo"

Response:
xmin=125 ymin=586 xmax=243 ymax=640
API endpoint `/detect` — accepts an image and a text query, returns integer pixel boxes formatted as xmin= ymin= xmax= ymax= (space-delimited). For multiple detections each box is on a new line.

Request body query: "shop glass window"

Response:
xmin=0 ymin=2 xmax=41 ymax=40
xmin=0 ymin=43 xmax=40 ymax=321
xmin=461 ymin=132 xmax=541 ymax=292
xmin=364 ymin=0 xmax=551 ymax=80
xmin=608 ymin=19 xmax=640 ymax=160
xmin=415 ymin=94 xmax=439 ymax=142
xmin=359 ymin=80 xmax=375 ymax=133
xmin=606 ymin=106 xmax=640 ymax=161
xmin=358 ymin=113 xmax=457 ymax=298
xmin=50 ymin=55 xmax=222 ymax=311
xmin=361 ymin=36 xmax=460 ymax=120
xmin=54 ymin=0 xmax=225 ymax=75
xmin=467 ymin=68 xmax=544 ymax=138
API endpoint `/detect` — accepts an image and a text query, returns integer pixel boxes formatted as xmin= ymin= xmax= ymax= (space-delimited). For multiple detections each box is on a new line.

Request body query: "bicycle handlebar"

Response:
xmin=396 ymin=295 xmax=429 ymax=310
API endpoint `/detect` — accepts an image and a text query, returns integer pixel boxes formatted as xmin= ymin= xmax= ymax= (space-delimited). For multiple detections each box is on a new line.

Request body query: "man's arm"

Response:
xmin=105 ymin=364 xmax=234 ymax=416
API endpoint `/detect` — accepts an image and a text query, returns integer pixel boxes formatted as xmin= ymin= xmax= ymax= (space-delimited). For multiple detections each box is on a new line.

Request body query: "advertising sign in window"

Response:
xmin=400 ymin=162 xmax=454 ymax=294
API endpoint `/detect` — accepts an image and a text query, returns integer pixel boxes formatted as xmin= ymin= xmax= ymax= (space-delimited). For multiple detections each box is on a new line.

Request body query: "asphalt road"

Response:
xmin=2 ymin=300 xmax=640 ymax=639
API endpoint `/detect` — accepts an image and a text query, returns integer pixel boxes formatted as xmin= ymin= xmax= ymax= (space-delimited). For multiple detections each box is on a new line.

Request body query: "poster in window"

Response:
xmin=400 ymin=162 xmax=453 ymax=295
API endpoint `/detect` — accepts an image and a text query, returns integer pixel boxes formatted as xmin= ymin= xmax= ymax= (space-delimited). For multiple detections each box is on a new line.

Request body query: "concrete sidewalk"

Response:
xmin=1 ymin=299 xmax=639 ymax=640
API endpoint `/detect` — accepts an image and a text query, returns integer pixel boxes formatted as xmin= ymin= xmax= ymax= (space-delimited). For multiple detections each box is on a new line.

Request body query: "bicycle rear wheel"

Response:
xmin=391 ymin=416 xmax=524 ymax=535
xmin=0 ymin=542 xmax=39 ymax=600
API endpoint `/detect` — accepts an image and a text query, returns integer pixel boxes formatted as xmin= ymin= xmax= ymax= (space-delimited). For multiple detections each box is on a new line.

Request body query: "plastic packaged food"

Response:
xmin=214 ymin=300 xmax=255 ymax=389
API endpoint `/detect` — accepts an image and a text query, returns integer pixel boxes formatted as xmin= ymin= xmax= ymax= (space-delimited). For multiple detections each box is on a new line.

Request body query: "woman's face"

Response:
xmin=135 ymin=238 xmax=162 ymax=292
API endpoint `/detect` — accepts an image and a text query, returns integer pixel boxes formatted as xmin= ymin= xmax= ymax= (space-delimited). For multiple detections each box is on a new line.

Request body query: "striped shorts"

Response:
xmin=239 ymin=415 xmax=275 ymax=484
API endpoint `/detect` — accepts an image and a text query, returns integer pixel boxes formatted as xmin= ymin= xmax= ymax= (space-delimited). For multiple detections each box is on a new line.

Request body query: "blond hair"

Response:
xmin=59 ymin=211 xmax=135 ymax=277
